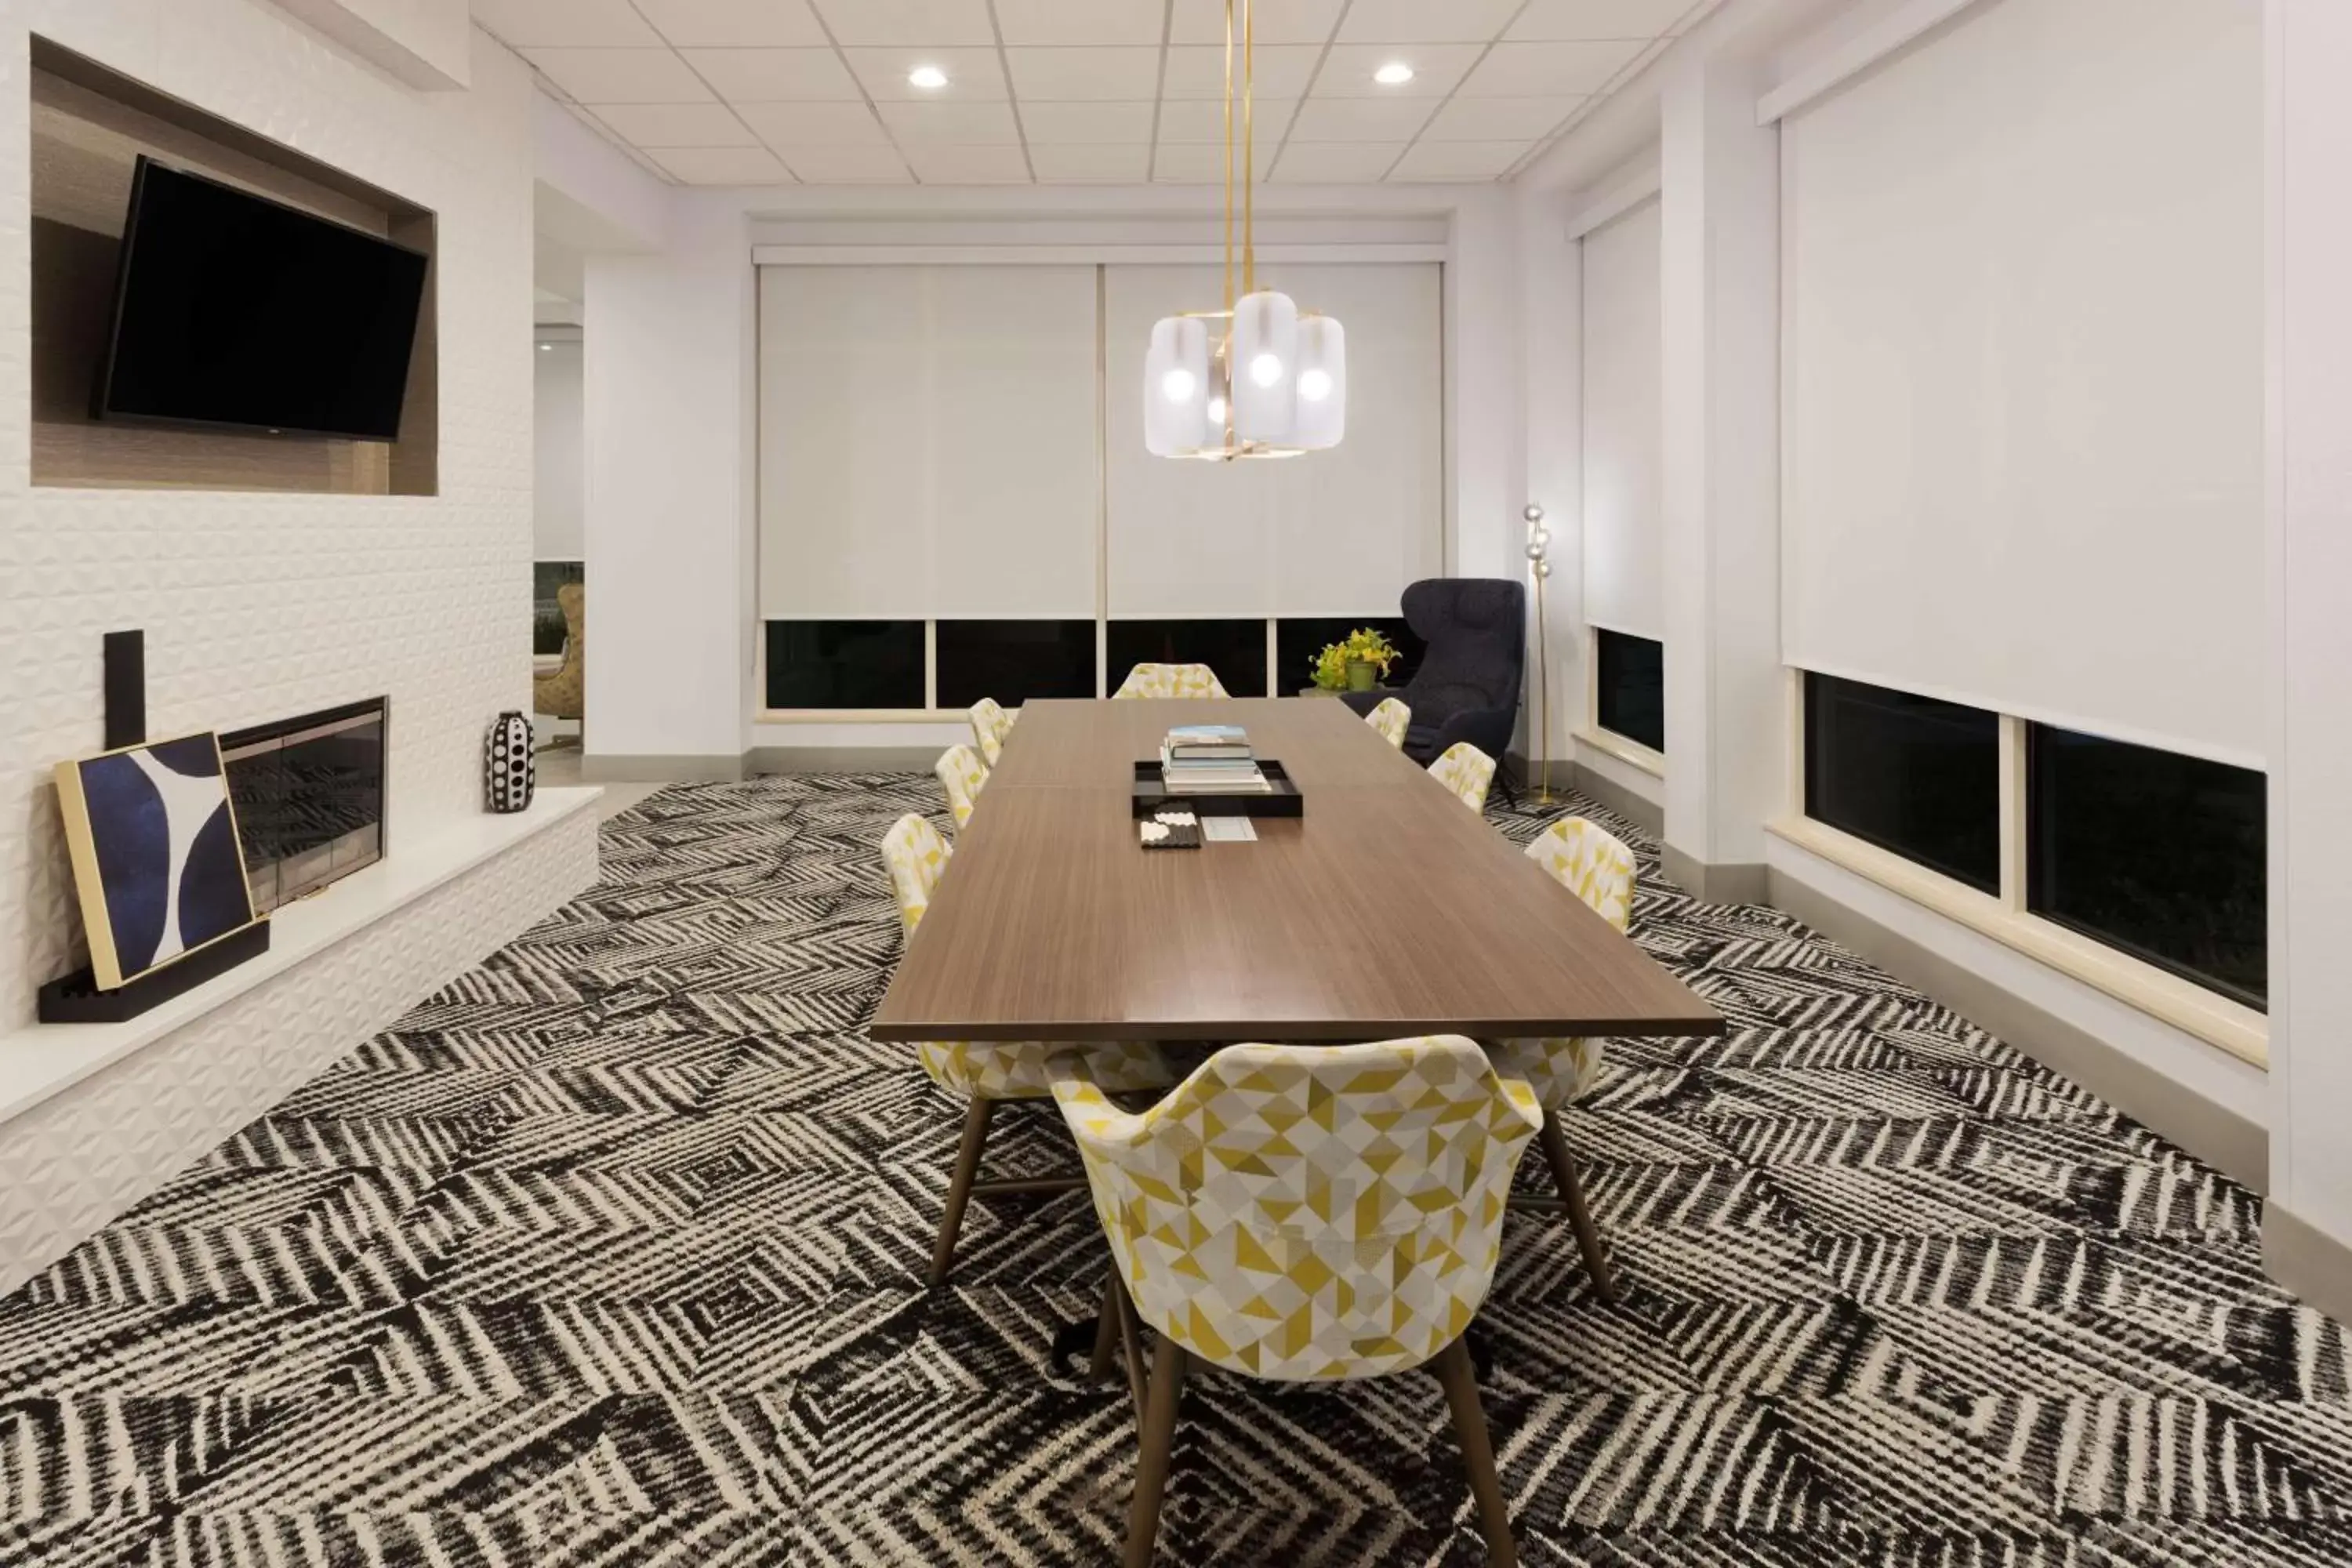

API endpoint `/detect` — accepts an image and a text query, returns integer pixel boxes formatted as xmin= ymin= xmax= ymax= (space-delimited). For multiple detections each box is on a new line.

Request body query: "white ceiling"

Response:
xmin=474 ymin=0 xmax=1715 ymax=187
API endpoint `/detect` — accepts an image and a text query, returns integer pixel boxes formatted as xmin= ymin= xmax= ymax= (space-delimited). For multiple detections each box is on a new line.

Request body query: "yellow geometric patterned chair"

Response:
xmin=1486 ymin=816 xmax=1639 ymax=1299
xmin=969 ymin=698 xmax=1017 ymax=768
xmin=1366 ymin=696 xmax=1411 ymax=749
xmin=1428 ymin=741 xmax=1497 ymax=814
xmin=1112 ymin=662 xmax=1229 ymax=700
xmin=1054 ymin=1036 xmax=1540 ymax=1567
xmin=934 ymin=744 xmax=989 ymax=829
xmin=879 ymin=814 xmax=1177 ymax=1286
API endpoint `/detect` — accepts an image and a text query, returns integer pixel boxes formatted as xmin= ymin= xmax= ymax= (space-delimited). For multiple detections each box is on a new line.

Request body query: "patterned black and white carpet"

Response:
xmin=5 ymin=775 xmax=2348 ymax=1566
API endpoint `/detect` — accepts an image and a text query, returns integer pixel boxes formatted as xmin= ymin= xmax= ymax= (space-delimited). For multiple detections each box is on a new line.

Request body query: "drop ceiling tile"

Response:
xmin=1169 ymin=0 xmax=1344 ymax=45
xmin=876 ymin=99 xmax=1025 ymax=144
xmin=1162 ymin=44 xmax=1323 ymax=99
xmin=475 ymin=0 xmax=662 ymax=47
xmin=1287 ymin=96 xmax=1436 ymax=142
xmin=1421 ymin=95 xmax=1585 ymax=140
xmin=680 ymin=47 xmax=862 ymax=101
xmin=1458 ymin=38 xmax=1646 ymax=96
xmin=809 ymin=0 xmax=996 ymax=46
xmin=1386 ymin=139 xmax=1530 ymax=181
xmin=1152 ymin=142 xmax=1276 ymax=182
xmin=1309 ymin=43 xmax=1483 ymax=97
xmin=902 ymin=143 xmax=1034 ymax=183
xmin=1030 ymin=143 xmax=1153 ymax=182
xmin=843 ymin=46 xmax=1011 ymax=100
xmin=1019 ymin=101 xmax=1157 ymax=143
xmin=779 ymin=145 xmax=916 ymax=182
xmin=1157 ymin=96 xmax=1297 ymax=141
xmin=647 ymin=145 xmax=797 ymax=183
xmin=1506 ymin=0 xmax=1695 ymax=39
xmin=1271 ymin=142 xmax=1405 ymax=182
xmin=996 ymin=0 xmax=1165 ymax=45
xmin=635 ymin=0 xmax=828 ymax=46
xmin=1006 ymin=47 xmax=1163 ymax=101
xmin=736 ymin=101 xmax=891 ymax=146
xmin=590 ymin=102 xmax=760 ymax=147
xmin=1334 ymin=0 xmax=1525 ymax=43
xmin=523 ymin=49 xmax=717 ymax=103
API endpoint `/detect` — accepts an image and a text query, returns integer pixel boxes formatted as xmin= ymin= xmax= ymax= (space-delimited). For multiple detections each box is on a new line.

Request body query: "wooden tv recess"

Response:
xmin=29 ymin=38 xmax=437 ymax=496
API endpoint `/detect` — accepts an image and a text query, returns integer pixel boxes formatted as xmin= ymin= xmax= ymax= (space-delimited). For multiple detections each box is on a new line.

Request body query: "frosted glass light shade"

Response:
xmin=1229 ymin=289 xmax=1298 ymax=445
xmin=1292 ymin=315 xmax=1346 ymax=451
xmin=1143 ymin=315 xmax=1211 ymax=456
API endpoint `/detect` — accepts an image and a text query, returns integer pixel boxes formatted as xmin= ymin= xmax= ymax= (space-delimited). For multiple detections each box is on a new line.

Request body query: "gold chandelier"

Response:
xmin=1143 ymin=0 xmax=1346 ymax=461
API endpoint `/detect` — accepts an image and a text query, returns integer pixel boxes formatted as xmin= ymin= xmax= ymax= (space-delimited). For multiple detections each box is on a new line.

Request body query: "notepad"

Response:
xmin=1200 ymin=817 xmax=1258 ymax=843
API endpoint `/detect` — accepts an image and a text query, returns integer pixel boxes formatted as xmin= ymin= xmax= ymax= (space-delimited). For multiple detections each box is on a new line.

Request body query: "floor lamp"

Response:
xmin=1525 ymin=503 xmax=1553 ymax=806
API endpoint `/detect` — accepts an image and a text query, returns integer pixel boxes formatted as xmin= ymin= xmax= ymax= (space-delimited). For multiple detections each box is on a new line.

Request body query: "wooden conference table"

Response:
xmin=870 ymin=698 xmax=1721 ymax=1047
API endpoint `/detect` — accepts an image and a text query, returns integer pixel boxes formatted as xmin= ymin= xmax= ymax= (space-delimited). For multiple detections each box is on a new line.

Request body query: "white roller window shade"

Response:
xmin=1780 ymin=0 xmax=2264 ymax=763
xmin=1579 ymin=196 xmax=1663 ymax=641
xmin=1104 ymin=262 xmax=1443 ymax=619
xmin=759 ymin=264 xmax=1099 ymax=619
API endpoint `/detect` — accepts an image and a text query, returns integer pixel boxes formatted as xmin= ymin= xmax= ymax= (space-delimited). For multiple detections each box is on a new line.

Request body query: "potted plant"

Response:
xmin=1312 ymin=627 xmax=1402 ymax=693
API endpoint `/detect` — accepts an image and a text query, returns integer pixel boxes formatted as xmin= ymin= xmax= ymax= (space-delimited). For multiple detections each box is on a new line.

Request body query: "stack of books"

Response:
xmin=1159 ymin=724 xmax=1271 ymax=793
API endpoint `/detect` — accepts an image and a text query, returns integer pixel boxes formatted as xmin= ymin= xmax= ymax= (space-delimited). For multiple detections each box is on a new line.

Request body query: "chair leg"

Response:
xmin=1537 ymin=1113 xmax=1617 ymax=1302
xmin=1124 ymin=1335 xmax=1189 ymax=1568
xmin=1432 ymin=1337 xmax=1518 ymax=1568
xmin=929 ymin=1097 xmax=995 ymax=1287
xmin=1088 ymin=1272 xmax=1121 ymax=1381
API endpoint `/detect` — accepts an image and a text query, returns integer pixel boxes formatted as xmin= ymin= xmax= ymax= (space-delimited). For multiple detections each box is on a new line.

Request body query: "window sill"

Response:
xmin=1573 ymin=725 xmax=1665 ymax=779
xmin=1766 ymin=815 xmax=2267 ymax=1069
xmin=757 ymin=709 xmax=971 ymax=723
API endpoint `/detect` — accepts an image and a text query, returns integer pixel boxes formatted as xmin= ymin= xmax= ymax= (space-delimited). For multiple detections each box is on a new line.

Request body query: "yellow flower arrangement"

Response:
xmin=1311 ymin=627 xmax=1402 ymax=691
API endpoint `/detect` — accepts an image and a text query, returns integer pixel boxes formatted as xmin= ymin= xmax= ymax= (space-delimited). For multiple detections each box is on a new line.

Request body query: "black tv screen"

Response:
xmin=94 ymin=157 xmax=428 ymax=441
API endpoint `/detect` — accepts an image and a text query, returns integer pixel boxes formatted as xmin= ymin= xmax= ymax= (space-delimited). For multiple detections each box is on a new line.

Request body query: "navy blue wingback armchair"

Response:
xmin=1342 ymin=578 xmax=1525 ymax=789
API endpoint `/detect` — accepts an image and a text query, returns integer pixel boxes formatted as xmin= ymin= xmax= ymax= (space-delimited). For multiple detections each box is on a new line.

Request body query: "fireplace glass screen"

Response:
xmin=220 ymin=698 xmax=387 ymax=913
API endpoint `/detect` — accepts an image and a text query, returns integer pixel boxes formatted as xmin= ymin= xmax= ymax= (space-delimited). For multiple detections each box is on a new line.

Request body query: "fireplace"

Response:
xmin=220 ymin=697 xmax=387 ymax=913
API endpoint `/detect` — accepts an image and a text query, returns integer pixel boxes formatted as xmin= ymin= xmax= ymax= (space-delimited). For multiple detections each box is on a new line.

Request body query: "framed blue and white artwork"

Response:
xmin=53 ymin=732 xmax=260 ymax=990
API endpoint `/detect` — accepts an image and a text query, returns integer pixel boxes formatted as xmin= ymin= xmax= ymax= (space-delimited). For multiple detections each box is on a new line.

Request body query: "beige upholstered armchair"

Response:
xmin=533 ymin=583 xmax=583 ymax=731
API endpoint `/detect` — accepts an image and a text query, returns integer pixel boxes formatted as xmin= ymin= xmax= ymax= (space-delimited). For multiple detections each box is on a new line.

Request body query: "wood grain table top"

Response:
xmin=869 ymin=698 xmax=1723 ymax=1044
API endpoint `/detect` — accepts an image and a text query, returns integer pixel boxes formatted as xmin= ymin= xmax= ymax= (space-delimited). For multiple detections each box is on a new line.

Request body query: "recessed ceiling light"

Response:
xmin=538 ymin=343 xmax=554 ymax=351
xmin=908 ymin=64 xmax=949 ymax=89
xmin=1374 ymin=61 xmax=1414 ymax=85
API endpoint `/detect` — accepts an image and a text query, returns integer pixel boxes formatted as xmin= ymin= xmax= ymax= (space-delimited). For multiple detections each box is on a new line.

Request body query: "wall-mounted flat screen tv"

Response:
xmin=93 ymin=157 xmax=429 ymax=441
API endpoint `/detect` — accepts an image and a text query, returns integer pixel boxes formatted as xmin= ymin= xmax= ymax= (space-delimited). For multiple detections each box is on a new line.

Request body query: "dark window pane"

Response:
xmin=1804 ymin=671 xmax=1999 ymax=893
xmin=1595 ymin=630 xmax=1664 ymax=753
xmin=1106 ymin=619 xmax=1269 ymax=698
xmin=2028 ymin=726 xmax=2266 ymax=1008
xmin=936 ymin=620 xmax=1097 ymax=708
xmin=1275 ymin=617 xmax=1425 ymax=697
xmin=534 ymin=561 xmax=582 ymax=655
xmin=765 ymin=620 xmax=925 ymax=709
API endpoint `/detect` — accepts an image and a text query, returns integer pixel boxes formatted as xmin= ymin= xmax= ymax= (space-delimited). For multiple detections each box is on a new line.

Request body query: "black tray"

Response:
xmin=38 ymin=918 xmax=271 ymax=1023
xmin=1133 ymin=760 xmax=1303 ymax=818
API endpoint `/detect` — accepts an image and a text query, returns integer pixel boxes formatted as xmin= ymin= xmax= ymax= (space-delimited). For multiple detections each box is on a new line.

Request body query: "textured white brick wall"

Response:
xmin=0 ymin=1 xmax=538 ymax=1028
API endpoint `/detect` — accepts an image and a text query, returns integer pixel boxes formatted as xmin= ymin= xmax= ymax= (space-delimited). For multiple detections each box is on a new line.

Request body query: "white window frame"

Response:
xmin=1573 ymin=623 xmax=1665 ymax=779
xmin=1767 ymin=665 xmax=2268 ymax=1066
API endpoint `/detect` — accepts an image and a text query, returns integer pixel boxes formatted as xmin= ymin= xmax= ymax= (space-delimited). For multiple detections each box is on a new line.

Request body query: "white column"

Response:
xmin=1446 ymin=186 xmax=1524 ymax=584
xmin=2265 ymin=0 xmax=2352 ymax=1307
xmin=1657 ymin=45 xmax=1782 ymax=899
xmin=581 ymin=198 xmax=757 ymax=777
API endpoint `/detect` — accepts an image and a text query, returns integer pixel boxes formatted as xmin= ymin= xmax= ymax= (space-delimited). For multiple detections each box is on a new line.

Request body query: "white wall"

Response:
xmin=2267 ymin=0 xmax=2352 ymax=1254
xmin=583 ymin=198 xmax=757 ymax=765
xmin=0 ymin=3 xmax=538 ymax=1028
xmin=534 ymin=339 xmax=584 ymax=561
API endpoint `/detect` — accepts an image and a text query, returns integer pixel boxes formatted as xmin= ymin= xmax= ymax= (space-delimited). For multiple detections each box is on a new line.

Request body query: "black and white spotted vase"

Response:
xmin=485 ymin=711 xmax=535 ymax=814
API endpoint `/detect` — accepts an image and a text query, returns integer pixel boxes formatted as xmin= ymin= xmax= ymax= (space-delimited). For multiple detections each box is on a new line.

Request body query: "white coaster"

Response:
xmin=1200 ymin=817 xmax=1258 ymax=843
